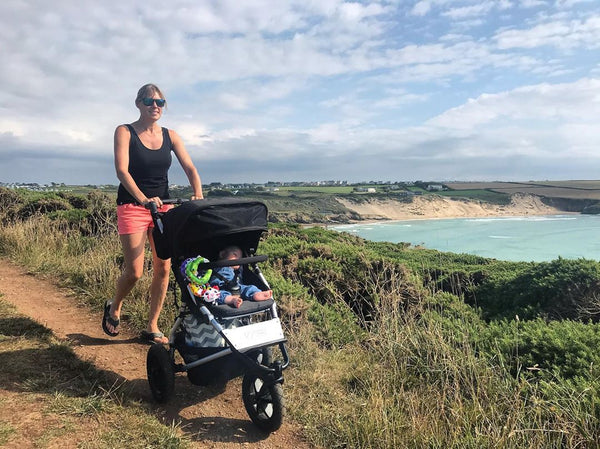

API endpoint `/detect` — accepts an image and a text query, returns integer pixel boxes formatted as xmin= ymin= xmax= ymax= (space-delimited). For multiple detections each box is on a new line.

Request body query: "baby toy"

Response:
xmin=181 ymin=256 xmax=218 ymax=304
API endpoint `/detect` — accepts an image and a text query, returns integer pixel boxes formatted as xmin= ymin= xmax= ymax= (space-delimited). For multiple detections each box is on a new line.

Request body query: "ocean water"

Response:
xmin=331 ymin=214 xmax=600 ymax=262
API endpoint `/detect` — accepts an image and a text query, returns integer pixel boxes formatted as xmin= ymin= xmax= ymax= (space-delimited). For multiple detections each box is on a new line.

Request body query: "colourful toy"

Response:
xmin=181 ymin=256 xmax=219 ymax=304
xmin=180 ymin=258 xmax=193 ymax=279
xmin=201 ymin=285 xmax=221 ymax=304
xmin=184 ymin=256 xmax=212 ymax=285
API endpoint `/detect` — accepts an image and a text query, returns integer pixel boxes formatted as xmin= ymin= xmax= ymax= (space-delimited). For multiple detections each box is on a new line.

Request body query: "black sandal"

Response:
xmin=102 ymin=300 xmax=120 ymax=337
xmin=140 ymin=330 xmax=167 ymax=344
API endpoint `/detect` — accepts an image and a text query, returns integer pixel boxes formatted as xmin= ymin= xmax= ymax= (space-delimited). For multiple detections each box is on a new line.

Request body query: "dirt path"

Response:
xmin=0 ymin=260 xmax=313 ymax=449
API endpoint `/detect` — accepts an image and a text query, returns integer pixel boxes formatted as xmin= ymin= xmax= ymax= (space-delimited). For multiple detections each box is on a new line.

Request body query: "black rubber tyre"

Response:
xmin=147 ymin=344 xmax=175 ymax=403
xmin=242 ymin=374 xmax=285 ymax=432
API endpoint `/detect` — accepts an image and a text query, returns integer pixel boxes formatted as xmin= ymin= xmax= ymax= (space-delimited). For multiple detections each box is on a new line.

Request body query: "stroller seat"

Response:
xmin=207 ymin=298 xmax=275 ymax=318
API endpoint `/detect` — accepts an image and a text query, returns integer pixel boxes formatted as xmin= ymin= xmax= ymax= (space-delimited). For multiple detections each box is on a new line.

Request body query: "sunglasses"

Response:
xmin=142 ymin=97 xmax=166 ymax=107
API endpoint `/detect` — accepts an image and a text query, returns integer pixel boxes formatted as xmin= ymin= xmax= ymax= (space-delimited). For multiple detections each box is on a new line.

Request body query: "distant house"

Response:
xmin=353 ymin=187 xmax=377 ymax=193
xmin=427 ymin=184 xmax=445 ymax=191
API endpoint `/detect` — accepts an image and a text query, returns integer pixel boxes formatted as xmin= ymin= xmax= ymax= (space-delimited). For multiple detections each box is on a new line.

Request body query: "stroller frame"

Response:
xmin=145 ymin=198 xmax=289 ymax=432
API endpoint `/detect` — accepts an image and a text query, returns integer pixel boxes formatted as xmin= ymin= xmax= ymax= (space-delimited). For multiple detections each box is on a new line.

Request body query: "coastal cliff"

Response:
xmin=336 ymin=193 xmax=575 ymax=221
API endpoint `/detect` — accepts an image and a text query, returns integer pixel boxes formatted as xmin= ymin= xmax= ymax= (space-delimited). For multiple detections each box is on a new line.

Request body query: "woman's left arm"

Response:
xmin=170 ymin=129 xmax=204 ymax=199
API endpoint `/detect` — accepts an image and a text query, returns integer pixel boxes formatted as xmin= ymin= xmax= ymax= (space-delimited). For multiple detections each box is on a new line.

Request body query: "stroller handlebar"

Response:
xmin=198 ymin=255 xmax=268 ymax=269
xmin=145 ymin=198 xmax=188 ymax=234
xmin=161 ymin=198 xmax=188 ymax=205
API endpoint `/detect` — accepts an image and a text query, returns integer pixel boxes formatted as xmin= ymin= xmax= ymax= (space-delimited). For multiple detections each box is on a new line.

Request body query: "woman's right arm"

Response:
xmin=114 ymin=125 xmax=159 ymax=206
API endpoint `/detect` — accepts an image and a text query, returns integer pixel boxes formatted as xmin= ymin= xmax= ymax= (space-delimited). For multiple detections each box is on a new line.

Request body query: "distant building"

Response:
xmin=427 ymin=184 xmax=445 ymax=191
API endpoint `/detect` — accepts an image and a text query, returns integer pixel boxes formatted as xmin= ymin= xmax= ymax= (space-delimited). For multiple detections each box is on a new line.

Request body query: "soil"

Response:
xmin=0 ymin=260 xmax=314 ymax=449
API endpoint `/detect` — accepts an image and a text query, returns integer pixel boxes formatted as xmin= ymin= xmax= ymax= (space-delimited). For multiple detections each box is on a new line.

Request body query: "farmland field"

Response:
xmin=273 ymin=185 xmax=357 ymax=194
xmin=446 ymin=181 xmax=600 ymax=200
xmin=434 ymin=188 xmax=512 ymax=204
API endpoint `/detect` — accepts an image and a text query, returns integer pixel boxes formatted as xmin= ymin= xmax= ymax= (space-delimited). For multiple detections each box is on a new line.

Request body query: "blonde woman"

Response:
xmin=102 ymin=83 xmax=203 ymax=344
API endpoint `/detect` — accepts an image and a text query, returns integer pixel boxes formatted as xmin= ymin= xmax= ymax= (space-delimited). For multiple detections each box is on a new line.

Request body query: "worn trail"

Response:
xmin=0 ymin=259 xmax=312 ymax=448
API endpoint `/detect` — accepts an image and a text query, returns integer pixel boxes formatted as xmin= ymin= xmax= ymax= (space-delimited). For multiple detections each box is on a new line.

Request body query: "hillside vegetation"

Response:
xmin=1 ymin=187 xmax=600 ymax=448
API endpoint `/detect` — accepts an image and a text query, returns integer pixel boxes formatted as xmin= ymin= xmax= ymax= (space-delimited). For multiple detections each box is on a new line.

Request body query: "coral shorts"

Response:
xmin=117 ymin=203 xmax=173 ymax=235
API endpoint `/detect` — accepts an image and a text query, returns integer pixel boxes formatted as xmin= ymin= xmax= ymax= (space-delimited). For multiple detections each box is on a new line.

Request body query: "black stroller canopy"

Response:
xmin=154 ymin=198 xmax=269 ymax=261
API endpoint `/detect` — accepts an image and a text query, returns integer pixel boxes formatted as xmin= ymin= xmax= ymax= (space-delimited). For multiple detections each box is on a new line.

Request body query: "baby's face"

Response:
xmin=227 ymin=253 xmax=241 ymax=269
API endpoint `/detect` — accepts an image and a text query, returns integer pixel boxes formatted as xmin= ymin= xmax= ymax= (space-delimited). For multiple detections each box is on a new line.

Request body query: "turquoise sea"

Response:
xmin=331 ymin=214 xmax=600 ymax=262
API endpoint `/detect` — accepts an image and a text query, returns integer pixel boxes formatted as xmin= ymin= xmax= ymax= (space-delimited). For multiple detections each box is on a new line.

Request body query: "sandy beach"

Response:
xmin=336 ymin=193 xmax=571 ymax=221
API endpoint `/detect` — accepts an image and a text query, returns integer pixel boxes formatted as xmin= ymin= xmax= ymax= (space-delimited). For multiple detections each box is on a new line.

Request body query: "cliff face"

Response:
xmin=266 ymin=194 xmax=600 ymax=224
xmin=336 ymin=193 xmax=574 ymax=221
xmin=540 ymin=197 xmax=600 ymax=214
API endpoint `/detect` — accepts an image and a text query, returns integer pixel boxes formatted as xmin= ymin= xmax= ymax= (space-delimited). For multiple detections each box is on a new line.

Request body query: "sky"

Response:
xmin=1 ymin=0 xmax=599 ymax=186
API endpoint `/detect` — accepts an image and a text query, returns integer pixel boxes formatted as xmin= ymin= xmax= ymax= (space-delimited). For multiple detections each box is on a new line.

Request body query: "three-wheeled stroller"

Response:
xmin=145 ymin=198 xmax=289 ymax=432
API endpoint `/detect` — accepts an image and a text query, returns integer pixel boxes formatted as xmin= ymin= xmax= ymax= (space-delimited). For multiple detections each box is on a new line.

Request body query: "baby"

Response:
xmin=210 ymin=246 xmax=273 ymax=308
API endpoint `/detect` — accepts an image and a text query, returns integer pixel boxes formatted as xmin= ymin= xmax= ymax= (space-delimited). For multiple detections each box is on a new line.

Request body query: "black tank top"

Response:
xmin=116 ymin=124 xmax=173 ymax=205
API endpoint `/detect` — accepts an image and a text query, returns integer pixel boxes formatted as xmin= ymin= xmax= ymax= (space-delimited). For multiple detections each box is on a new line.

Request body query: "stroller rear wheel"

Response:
xmin=147 ymin=344 xmax=175 ymax=403
xmin=242 ymin=373 xmax=285 ymax=432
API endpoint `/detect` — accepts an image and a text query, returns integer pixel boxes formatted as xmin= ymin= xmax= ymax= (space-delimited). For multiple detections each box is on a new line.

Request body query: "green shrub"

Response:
xmin=473 ymin=258 xmax=600 ymax=322
xmin=479 ymin=318 xmax=600 ymax=381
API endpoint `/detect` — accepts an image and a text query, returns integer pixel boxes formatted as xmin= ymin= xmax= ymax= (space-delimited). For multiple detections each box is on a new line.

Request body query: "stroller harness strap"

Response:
xmin=212 ymin=270 xmax=241 ymax=295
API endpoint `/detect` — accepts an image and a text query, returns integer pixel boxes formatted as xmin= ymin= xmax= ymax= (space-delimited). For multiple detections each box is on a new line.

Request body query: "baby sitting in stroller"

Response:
xmin=210 ymin=245 xmax=273 ymax=308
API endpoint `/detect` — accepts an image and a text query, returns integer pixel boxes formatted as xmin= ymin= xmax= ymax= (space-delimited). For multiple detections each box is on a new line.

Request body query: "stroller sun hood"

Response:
xmin=154 ymin=198 xmax=268 ymax=261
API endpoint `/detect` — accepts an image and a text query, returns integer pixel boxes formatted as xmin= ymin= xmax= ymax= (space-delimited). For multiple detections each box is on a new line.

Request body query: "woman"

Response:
xmin=102 ymin=83 xmax=203 ymax=344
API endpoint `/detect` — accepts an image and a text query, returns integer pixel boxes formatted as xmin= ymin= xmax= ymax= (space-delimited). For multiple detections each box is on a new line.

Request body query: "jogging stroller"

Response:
xmin=145 ymin=198 xmax=289 ymax=432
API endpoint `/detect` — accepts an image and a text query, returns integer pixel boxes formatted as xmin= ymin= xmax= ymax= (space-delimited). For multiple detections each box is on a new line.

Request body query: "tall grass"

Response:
xmin=0 ymin=211 xmax=177 ymax=333
xmin=287 ymin=291 xmax=598 ymax=448
xmin=1 ymin=190 xmax=599 ymax=448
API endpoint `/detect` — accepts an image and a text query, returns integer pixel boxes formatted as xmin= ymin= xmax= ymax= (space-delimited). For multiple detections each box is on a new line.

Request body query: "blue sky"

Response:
xmin=1 ymin=0 xmax=599 ymax=186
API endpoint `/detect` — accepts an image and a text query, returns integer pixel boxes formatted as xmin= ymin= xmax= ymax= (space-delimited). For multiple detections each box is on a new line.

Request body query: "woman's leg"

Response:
xmin=105 ymin=232 xmax=147 ymax=334
xmin=146 ymin=229 xmax=171 ymax=344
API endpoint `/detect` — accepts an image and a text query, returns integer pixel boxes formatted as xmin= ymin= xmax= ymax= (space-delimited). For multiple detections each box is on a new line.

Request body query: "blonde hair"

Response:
xmin=135 ymin=83 xmax=166 ymax=106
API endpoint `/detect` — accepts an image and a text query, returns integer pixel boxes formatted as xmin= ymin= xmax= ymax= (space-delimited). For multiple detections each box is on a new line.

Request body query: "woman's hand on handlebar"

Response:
xmin=190 ymin=195 xmax=203 ymax=200
xmin=144 ymin=197 xmax=163 ymax=208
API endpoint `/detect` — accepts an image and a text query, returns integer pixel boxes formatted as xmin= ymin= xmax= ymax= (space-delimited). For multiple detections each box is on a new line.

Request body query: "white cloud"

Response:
xmin=411 ymin=1 xmax=433 ymax=16
xmin=495 ymin=15 xmax=600 ymax=49
xmin=554 ymin=0 xmax=594 ymax=8
xmin=520 ymin=0 xmax=548 ymax=7
xmin=428 ymin=78 xmax=600 ymax=128
xmin=443 ymin=2 xmax=495 ymax=19
xmin=0 ymin=0 xmax=599 ymax=184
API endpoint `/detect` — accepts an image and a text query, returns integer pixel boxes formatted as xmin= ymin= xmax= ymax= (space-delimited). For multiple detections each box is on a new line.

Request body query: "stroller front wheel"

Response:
xmin=147 ymin=344 xmax=175 ymax=403
xmin=242 ymin=373 xmax=285 ymax=432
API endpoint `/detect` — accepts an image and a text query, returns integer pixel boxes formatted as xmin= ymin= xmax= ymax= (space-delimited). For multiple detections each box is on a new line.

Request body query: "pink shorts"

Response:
xmin=117 ymin=203 xmax=173 ymax=235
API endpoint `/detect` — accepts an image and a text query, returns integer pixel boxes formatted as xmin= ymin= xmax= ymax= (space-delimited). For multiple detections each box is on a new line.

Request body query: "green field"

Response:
xmin=274 ymin=185 xmax=406 ymax=195
xmin=434 ymin=189 xmax=512 ymax=205
xmin=446 ymin=181 xmax=600 ymax=200
xmin=273 ymin=185 xmax=357 ymax=194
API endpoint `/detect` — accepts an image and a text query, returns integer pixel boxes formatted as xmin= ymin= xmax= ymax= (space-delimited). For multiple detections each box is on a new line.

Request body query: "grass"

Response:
xmin=1 ymin=190 xmax=599 ymax=448
xmin=0 ymin=300 xmax=189 ymax=449
xmin=435 ymin=189 xmax=512 ymax=205
xmin=0 ymin=421 xmax=15 ymax=445
xmin=0 ymin=214 xmax=179 ymax=333
xmin=287 ymin=304 xmax=600 ymax=448
xmin=274 ymin=186 xmax=358 ymax=194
